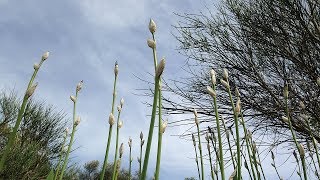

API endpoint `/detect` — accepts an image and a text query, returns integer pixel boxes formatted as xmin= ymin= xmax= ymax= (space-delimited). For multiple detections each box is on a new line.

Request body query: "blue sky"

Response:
xmin=0 ymin=0 xmax=300 ymax=179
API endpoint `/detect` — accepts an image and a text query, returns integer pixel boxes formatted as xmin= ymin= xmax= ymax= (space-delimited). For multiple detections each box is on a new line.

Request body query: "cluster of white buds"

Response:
xmin=41 ymin=51 xmax=50 ymax=61
xmin=128 ymin=137 xmax=132 ymax=148
xmin=114 ymin=61 xmax=119 ymax=76
xmin=33 ymin=63 xmax=40 ymax=70
xmin=76 ymin=80 xmax=83 ymax=92
xmin=155 ymin=58 xmax=165 ymax=78
xmin=119 ymin=143 xmax=124 ymax=158
xmin=206 ymin=86 xmax=216 ymax=98
xmin=147 ymin=39 xmax=156 ymax=49
xmin=160 ymin=120 xmax=168 ymax=133
xmin=118 ymin=120 xmax=123 ymax=129
xmin=109 ymin=113 xmax=115 ymax=126
xmin=149 ymin=19 xmax=157 ymax=34
xmin=70 ymin=95 xmax=76 ymax=103
xmin=26 ymin=83 xmax=38 ymax=98
xmin=75 ymin=116 xmax=81 ymax=126
xmin=193 ymin=108 xmax=199 ymax=125
xmin=210 ymin=69 xmax=216 ymax=85
xmin=235 ymin=98 xmax=241 ymax=115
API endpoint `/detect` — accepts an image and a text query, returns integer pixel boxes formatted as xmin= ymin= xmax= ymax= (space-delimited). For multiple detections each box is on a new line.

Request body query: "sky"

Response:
xmin=0 ymin=0 xmax=300 ymax=179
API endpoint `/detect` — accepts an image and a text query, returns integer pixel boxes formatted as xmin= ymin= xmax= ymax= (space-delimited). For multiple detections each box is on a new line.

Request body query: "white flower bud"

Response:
xmin=193 ymin=108 xmax=199 ymax=125
xmin=76 ymin=80 xmax=83 ymax=92
xmin=207 ymin=86 xmax=216 ymax=98
xmin=235 ymin=98 xmax=241 ymax=115
xmin=160 ymin=120 xmax=168 ymax=133
xmin=109 ymin=113 xmax=115 ymax=126
xmin=26 ymin=83 xmax=38 ymax=98
xmin=70 ymin=95 xmax=76 ymax=103
xmin=75 ymin=116 xmax=81 ymax=126
xmin=298 ymin=143 xmax=305 ymax=157
xmin=220 ymin=79 xmax=230 ymax=89
xmin=222 ymin=68 xmax=228 ymax=80
xmin=210 ymin=69 xmax=216 ymax=85
xmin=114 ymin=61 xmax=119 ymax=76
xmin=117 ymin=105 xmax=122 ymax=112
xmin=41 ymin=51 xmax=49 ymax=61
xmin=33 ymin=63 xmax=40 ymax=70
xmin=282 ymin=116 xmax=289 ymax=123
xmin=149 ymin=19 xmax=157 ymax=34
xmin=120 ymin=98 xmax=124 ymax=107
xmin=63 ymin=146 xmax=68 ymax=153
xmin=118 ymin=120 xmax=123 ymax=129
xmin=147 ymin=39 xmax=156 ymax=49
xmin=119 ymin=143 xmax=124 ymax=158
xmin=155 ymin=58 xmax=165 ymax=78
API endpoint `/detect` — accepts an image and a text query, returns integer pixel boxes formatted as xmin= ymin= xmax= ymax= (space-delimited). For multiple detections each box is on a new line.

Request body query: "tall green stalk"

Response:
xmin=194 ymin=110 xmax=204 ymax=180
xmin=206 ymin=135 xmax=215 ymax=180
xmin=192 ymin=134 xmax=201 ymax=180
xmin=284 ymin=85 xmax=307 ymax=180
xmin=112 ymin=107 xmax=123 ymax=180
xmin=0 ymin=52 xmax=49 ymax=171
xmin=100 ymin=62 xmax=118 ymax=180
xmin=222 ymin=76 xmax=241 ymax=180
xmin=128 ymin=138 xmax=132 ymax=180
xmin=59 ymin=80 xmax=83 ymax=180
xmin=220 ymin=118 xmax=236 ymax=169
xmin=54 ymin=132 xmax=68 ymax=179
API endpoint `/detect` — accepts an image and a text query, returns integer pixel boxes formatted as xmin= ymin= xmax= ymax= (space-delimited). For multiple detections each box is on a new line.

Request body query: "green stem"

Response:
xmin=226 ymin=86 xmax=241 ymax=180
xmin=0 ymin=60 xmax=44 ymax=171
xmin=155 ymin=82 xmax=162 ymax=180
xmin=211 ymin=84 xmax=225 ymax=180
xmin=221 ymin=118 xmax=236 ymax=169
xmin=193 ymin=144 xmax=201 ymax=180
xmin=312 ymin=137 xmax=320 ymax=173
xmin=54 ymin=135 xmax=67 ymax=179
xmin=207 ymin=142 xmax=215 ymax=180
xmin=129 ymin=146 xmax=132 ymax=180
xmin=100 ymin=74 xmax=118 ymax=180
xmin=140 ymin=76 xmax=161 ymax=180
xmin=256 ymin=149 xmax=266 ymax=180
xmin=112 ymin=110 xmax=122 ymax=180
xmin=139 ymin=143 xmax=143 ymax=178
xmin=196 ymin=124 xmax=205 ymax=180
xmin=284 ymin=88 xmax=307 ymax=180
xmin=59 ymin=90 xmax=78 ymax=180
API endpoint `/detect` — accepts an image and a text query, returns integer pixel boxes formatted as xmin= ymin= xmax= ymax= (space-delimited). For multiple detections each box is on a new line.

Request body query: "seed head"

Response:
xmin=210 ymin=69 xmax=216 ymax=85
xmin=155 ymin=58 xmax=165 ymax=78
xmin=26 ymin=83 xmax=38 ymax=98
xmin=76 ymin=80 xmax=83 ymax=92
xmin=117 ymin=105 xmax=122 ymax=112
xmin=222 ymin=68 xmax=229 ymax=80
xmin=41 ymin=51 xmax=50 ymax=61
xmin=70 ymin=95 xmax=76 ymax=103
xmin=118 ymin=120 xmax=123 ymax=129
xmin=161 ymin=120 xmax=168 ymax=133
xmin=128 ymin=137 xmax=132 ymax=148
xmin=120 ymin=98 xmax=124 ymax=107
xmin=114 ymin=61 xmax=119 ymax=76
xmin=75 ymin=116 xmax=81 ymax=126
xmin=33 ymin=63 xmax=40 ymax=70
xmin=109 ymin=113 xmax=115 ymax=126
xmin=298 ymin=143 xmax=305 ymax=157
xmin=235 ymin=98 xmax=241 ymax=115
xmin=119 ymin=143 xmax=124 ymax=158
xmin=147 ymin=39 xmax=156 ymax=49
xmin=206 ymin=86 xmax=216 ymax=98
xmin=220 ymin=79 xmax=230 ymax=89
xmin=149 ymin=19 xmax=157 ymax=34
xmin=140 ymin=131 xmax=143 ymax=140
xmin=281 ymin=116 xmax=289 ymax=124
xmin=193 ymin=108 xmax=199 ymax=125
